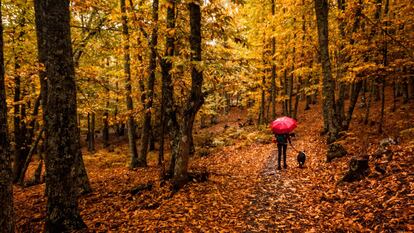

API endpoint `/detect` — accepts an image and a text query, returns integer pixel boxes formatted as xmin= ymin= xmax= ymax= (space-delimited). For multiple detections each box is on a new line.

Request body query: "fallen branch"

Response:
xmin=130 ymin=183 xmax=153 ymax=195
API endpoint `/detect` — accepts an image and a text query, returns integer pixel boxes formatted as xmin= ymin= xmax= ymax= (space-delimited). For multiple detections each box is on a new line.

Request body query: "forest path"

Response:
xmin=243 ymin=108 xmax=328 ymax=232
xmin=13 ymin=104 xmax=413 ymax=232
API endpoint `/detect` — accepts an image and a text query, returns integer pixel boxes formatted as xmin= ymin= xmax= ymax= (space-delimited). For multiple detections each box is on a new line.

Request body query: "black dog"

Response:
xmin=297 ymin=151 xmax=306 ymax=168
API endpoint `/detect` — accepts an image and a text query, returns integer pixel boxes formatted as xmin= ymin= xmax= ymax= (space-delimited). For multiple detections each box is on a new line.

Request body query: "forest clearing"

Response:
xmin=0 ymin=0 xmax=413 ymax=232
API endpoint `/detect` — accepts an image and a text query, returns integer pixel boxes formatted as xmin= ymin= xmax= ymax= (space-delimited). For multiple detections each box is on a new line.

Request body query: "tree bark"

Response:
xmin=402 ymin=80 xmax=408 ymax=103
xmin=410 ymin=77 xmax=414 ymax=99
xmin=288 ymin=19 xmax=296 ymax=117
xmin=0 ymin=1 xmax=14 ymax=229
xmin=87 ymin=112 xmax=95 ymax=152
xmin=91 ymin=113 xmax=95 ymax=152
xmin=138 ymin=0 xmax=159 ymax=167
xmin=293 ymin=77 xmax=301 ymax=120
xmin=120 ymin=0 xmax=139 ymax=168
xmin=258 ymin=50 xmax=266 ymax=125
xmin=173 ymin=2 xmax=205 ymax=190
xmin=160 ymin=0 xmax=177 ymax=177
xmin=364 ymin=81 xmax=373 ymax=124
xmin=270 ymin=0 xmax=276 ymax=119
xmin=379 ymin=0 xmax=390 ymax=133
xmin=314 ymin=0 xmax=339 ymax=142
xmin=343 ymin=81 xmax=362 ymax=130
xmin=334 ymin=0 xmax=346 ymax=126
xmin=103 ymin=102 xmax=109 ymax=148
xmin=283 ymin=68 xmax=288 ymax=116
xmin=34 ymin=0 xmax=86 ymax=231
xmin=259 ymin=74 xmax=265 ymax=124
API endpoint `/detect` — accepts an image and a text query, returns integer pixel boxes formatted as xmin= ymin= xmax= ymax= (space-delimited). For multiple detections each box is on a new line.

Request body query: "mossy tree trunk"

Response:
xmin=34 ymin=0 xmax=87 ymax=231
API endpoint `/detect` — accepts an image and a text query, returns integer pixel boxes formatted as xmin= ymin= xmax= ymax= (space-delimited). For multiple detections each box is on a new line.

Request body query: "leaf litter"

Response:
xmin=13 ymin=102 xmax=414 ymax=232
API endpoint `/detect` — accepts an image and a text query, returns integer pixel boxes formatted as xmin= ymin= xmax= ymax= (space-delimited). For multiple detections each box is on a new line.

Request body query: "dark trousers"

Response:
xmin=277 ymin=143 xmax=287 ymax=168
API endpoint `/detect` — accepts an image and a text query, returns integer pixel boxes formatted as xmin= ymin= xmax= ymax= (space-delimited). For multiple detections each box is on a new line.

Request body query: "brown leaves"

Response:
xmin=13 ymin=101 xmax=414 ymax=231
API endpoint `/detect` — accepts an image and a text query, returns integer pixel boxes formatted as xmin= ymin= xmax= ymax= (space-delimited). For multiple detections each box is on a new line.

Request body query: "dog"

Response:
xmin=297 ymin=151 xmax=306 ymax=168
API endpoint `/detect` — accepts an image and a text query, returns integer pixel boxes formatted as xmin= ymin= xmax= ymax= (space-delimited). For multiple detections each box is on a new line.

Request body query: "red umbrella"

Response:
xmin=270 ymin=116 xmax=297 ymax=134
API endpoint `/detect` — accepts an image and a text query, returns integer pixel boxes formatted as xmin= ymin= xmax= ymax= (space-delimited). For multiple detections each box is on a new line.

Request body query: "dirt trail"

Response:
xmin=243 ymin=108 xmax=328 ymax=232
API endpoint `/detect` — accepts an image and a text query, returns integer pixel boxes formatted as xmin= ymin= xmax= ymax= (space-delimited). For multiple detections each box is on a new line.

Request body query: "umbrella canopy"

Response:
xmin=270 ymin=116 xmax=297 ymax=134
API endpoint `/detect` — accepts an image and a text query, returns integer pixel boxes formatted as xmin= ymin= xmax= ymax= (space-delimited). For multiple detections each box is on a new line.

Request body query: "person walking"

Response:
xmin=270 ymin=116 xmax=297 ymax=170
xmin=274 ymin=133 xmax=292 ymax=170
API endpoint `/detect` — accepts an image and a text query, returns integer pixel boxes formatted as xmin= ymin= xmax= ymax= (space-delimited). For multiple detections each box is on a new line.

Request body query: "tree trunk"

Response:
xmin=103 ymin=103 xmax=109 ymax=148
xmin=336 ymin=82 xmax=346 ymax=126
xmin=173 ymin=2 xmax=204 ymax=190
xmin=402 ymin=80 xmax=409 ymax=104
xmin=265 ymin=93 xmax=271 ymax=121
xmin=139 ymin=0 xmax=159 ymax=167
xmin=293 ymin=77 xmax=301 ymax=120
xmin=302 ymin=5 xmax=311 ymax=112
xmin=335 ymin=0 xmax=346 ymax=126
xmin=120 ymin=0 xmax=139 ymax=168
xmin=90 ymin=113 xmax=95 ymax=152
xmin=283 ymin=69 xmax=288 ymax=116
xmin=288 ymin=19 xmax=296 ymax=117
xmin=34 ymin=0 xmax=86 ymax=231
xmin=343 ymin=81 xmax=362 ymax=130
xmin=379 ymin=0 xmax=389 ymax=134
xmin=87 ymin=113 xmax=92 ymax=151
xmin=160 ymin=0 xmax=177 ymax=178
xmin=91 ymin=113 xmax=95 ymax=151
xmin=224 ymin=91 xmax=231 ymax=114
xmin=0 ymin=1 xmax=14 ymax=229
xmin=270 ymin=0 xmax=276 ymax=119
xmin=114 ymin=81 xmax=123 ymax=137
xmin=364 ymin=81 xmax=374 ymax=124
xmin=392 ymin=81 xmax=397 ymax=111
xmin=258 ymin=74 xmax=265 ymax=125
xmin=315 ymin=0 xmax=339 ymax=142
xmin=288 ymin=68 xmax=293 ymax=117
xmin=149 ymin=123 xmax=156 ymax=151
xmin=409 ymin=77 xmax=414 ymax=99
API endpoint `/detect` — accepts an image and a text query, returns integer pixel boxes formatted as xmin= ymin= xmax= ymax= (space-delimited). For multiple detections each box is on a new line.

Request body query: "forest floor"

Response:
xmin=13 ymin=95 xmax=414 ymax=232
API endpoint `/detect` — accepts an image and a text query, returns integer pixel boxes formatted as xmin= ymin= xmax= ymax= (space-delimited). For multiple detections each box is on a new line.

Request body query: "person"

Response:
xmin=274 ymin=133 xmax=292 ymax=170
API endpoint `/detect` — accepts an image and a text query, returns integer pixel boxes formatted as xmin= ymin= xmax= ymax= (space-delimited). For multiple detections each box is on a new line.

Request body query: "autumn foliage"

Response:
xmin=0 ymin=0 xmax=413 ymax=232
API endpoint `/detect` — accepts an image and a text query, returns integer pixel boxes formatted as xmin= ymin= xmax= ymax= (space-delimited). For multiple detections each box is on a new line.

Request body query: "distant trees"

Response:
xmin=240 ymin=0 xmax=413 ymax=143
xmin=34 ymin=0 xmax=86 ymax=231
